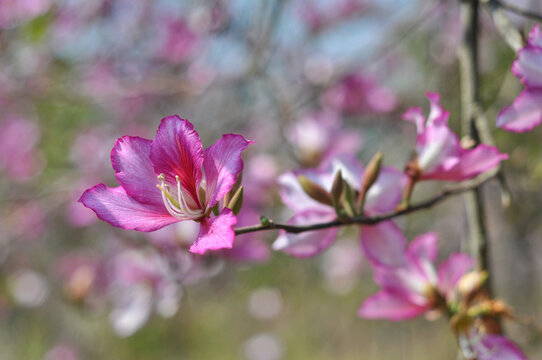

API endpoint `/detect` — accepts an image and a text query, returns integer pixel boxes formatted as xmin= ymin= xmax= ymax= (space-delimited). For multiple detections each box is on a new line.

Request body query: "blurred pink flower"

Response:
xmin=497 ymin=25 xmax=542 ymax=132
xmin=462 ymin=332 xmax=528 ymax=360
xmin=80 ymin=115 xmax=253 ymax=254
xmin=321 ymin=73 xmax=397 ymax=115
xmin=0 ymin=116 xmax=44 ymax=181
xmin=0 ymin=0 xmax=50 ymax=28
xmin=287 ymin=110 xmax=362 ymax=166
xmin=404 ymin=93 xmax=507 ymax=181
xmin=273 ymin=154 xmax=406 ymax=257
xmin=157 ymin=17 xmax=200 ymax=64
xmin=298 ymin=0 xmax=370 ymax=32
xmin=359 ymin=222 xmax=474 ymax=321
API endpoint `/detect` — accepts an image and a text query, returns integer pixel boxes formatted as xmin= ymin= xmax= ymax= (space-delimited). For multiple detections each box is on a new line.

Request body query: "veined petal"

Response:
xmin=497 ymin=90 xmax=542 ymax=133
xmin=437 ymin=253 xmax=475 ymax=298
xmin=150 ymin=116 xmax=203 ymax=203
xmin=361 ymin=221 xmax=407 ymax=268
xmin=189 ymin=208 xmax=237 ymax=254
xmin=79 ymin=184 xmax=177 ymax=232
xmin=272 ymin=210 xmax=337 ymax=258
xmin=203 ymin=134 xmax=253 ymax=208
xmin=358 ymin=290 xmax=427 ymax=321
xmin=111 ymin=136 xmax=162 ymax=206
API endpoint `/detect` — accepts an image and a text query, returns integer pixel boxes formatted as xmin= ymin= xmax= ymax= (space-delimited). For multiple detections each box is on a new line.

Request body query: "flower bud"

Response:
xmin=457 ymin=270 xmax=488 ymax=298
xmin=362 ymin=151 xmax=383 ymax=192
xmin=227 ymin=186 xmax=244 ymax=215
xmin=297 ymin=175 xmax=333 ymax=206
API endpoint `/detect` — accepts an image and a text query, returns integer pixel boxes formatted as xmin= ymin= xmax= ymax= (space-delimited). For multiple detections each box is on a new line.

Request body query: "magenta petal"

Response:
xmin=111 ymin=136 xmax=163 ymax=206
xmin=203 ymin=134 xmax=253 ymax=208
xmin=474 ymin=335 xmax=528 ymax=360
xmin=437 ymin=253 xmax=474 ymax=297
xmin=497 ymin=90 xmax=542 ymax=133
xmin=513 ymin=46 xmax=542 ymax=88
xmin=189 ymin=208 xmax=237 ymax=254
xmin=79 ymin=184 xmax=177 ymax=232
xmin=425 ymin=92 xmax=449 ymax=126
xmin=150 ymin=116 xmax=203 ymax=202
xmin=272 ymin=210 xmax=338 ymax=258
xmin=402 ymin=106 xmax=425 ymax=134
xmin=361 ymin=221 xmax=407 ymax=267
xmin=407 ymin=232 xmax=439 ymax=263
xmin=453 ymin=145 xmax=508 ymax=180
xmin=358 ymin=290 xmax=427 ymax=321
xmin=364 ymin=167 xmax=407 ymax=214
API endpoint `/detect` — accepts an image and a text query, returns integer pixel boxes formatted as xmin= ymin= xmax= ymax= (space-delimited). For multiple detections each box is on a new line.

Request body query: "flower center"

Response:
xmin=156 ymin=173 xmax=204 ymax=220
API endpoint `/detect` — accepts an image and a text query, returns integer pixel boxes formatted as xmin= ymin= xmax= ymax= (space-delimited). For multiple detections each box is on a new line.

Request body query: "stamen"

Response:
xmin=156 ymin=173 xmax=204 ymax=220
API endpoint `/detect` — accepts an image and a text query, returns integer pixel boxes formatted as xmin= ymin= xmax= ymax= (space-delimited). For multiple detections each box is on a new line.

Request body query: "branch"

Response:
xmin=484 ymin=0 xmax=525 ymax=52
xmin=458 ymin=0 xmax=502 ymax=338
xmin=234 ymin=170 xmax=498 ymax=236
xmin=495 ymin=0 xmax=542 ymax=22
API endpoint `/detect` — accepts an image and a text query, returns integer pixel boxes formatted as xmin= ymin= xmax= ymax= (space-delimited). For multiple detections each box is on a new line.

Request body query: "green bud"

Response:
xmin=357 ymin=151 xmax=383 ymax=211
xmin=297 ymin=175 xmax=333 ymax=206
xmin=227 ymin=186 xmax=244 ymax=215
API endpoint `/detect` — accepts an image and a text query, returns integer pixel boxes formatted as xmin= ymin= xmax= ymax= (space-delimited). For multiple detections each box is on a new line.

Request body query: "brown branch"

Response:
xmin=484 ymin=0 xmax=525 ymax=52
xmin=494 ymin=0 xmax=542 ymax=22
xmin=234 ymin=171 xmax=497 ymax=236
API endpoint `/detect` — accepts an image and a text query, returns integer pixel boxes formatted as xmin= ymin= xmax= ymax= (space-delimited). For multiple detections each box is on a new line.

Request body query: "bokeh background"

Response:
xmin=1 ymin=0 xmax=542 ymax=359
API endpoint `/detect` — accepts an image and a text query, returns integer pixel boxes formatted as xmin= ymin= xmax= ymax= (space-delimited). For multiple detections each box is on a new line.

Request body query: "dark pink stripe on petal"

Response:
xmin=150 ymin=116 xmax=204 ymax=204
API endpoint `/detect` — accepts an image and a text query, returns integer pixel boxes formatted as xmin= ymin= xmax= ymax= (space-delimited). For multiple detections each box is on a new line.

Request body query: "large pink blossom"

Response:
xmin=273 ymin=154 xmax=406 ymax=257
xmin=497 ymin=25 xmax=542 ymax=132
xmin=404 ymin=93 xmax=507 ymax=181
xmin=79 ymin=115 xmax=253 ymax=254
xmin=359 ymin=222 xmax=474 ymax=321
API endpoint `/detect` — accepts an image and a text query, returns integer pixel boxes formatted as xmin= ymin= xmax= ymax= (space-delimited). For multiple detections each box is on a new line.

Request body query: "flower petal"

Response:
xmin=189 ymin=208 xmax=237 ymax=254
xmin=450 ymin=145 xmax=508 ymax=181
xmin=150 ymin=116 xmax=203 ymax=203
xmin=361 ymin=221 xmax=407 ymax=267
xmin=512 ymin=46 xmax=542 ymax=88
xmin=402 ymin=106 xmax=425 ymax=134
xmin=79 ymin=184 xmax=177 ymax=232
xmin=407 ymin=232 xmax=439 ymax=263
xmin=437 ymin=253 xmax=475 ymax=297
xmin=358 ymin=290 xmax=427 ymax=321
xmin=426 ymin=92 xmax=449 ymax=126
xmin=473 ymin=334 xmax=528 ymax=360
xmin=203 ymin=134 xmax=253 ymax=208
xmin=364 ymin=167 xmax=406 ymax=214
xmin=497 ymin=89 xmax=542 ymax=133
xmin=272 ymin=210 xmax=337 ymax=258
xmin=111 ymin=136 xmax=163 ymax=206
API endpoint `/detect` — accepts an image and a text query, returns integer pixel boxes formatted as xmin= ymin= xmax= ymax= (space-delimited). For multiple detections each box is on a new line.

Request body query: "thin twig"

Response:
xmin=495 ymin=0 xmax=542 ymax=22
xmin=484 ymin=0 xmax=525 ymax=52
xmin=234 ymin=170 xmax=498 ymax=235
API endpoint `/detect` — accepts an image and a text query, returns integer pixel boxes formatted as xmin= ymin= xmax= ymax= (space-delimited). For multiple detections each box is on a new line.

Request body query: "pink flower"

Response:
xmin=497 ymin=25 xmax=542 ymax=132
xmin=321 ymin=73 xmax=397 ymax=115
xmin=273 ymin=154 xmax=406 ymax=257
xmin=404 ymin=93 xmax=507 ymax=181
xmin=461 ymin=332 xmax=529 ymax=360
xmin=157 ymin=17 xmax=200 ymax=64
xmin=359 ymin=222 xmax=474 ymax=321
xmin=79 ymin=115 xmax=253 ymax=255
xmin=286 ymin=110 xmax=362 ymax=166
